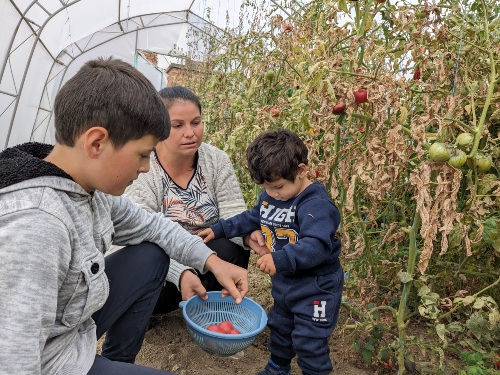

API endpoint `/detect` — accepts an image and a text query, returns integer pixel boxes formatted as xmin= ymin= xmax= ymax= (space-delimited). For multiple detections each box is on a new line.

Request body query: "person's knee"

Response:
xmin=123 ymin=242 xmax=170 ymax=282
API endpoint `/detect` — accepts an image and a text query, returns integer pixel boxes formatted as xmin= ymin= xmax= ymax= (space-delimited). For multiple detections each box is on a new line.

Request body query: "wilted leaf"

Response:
xmin=466 ymin=312 xmax=489 ymax=340
xmin=436 ymin=323 xmax=446 ymax=341
xmin=472 ymin=298 xmax=485 ymax=310
xmin=418 ymin=285 xmax=431 ymax=296
xmin=398 ymin=271 xmax=413 ymax=284
xmin=489 ymin=309 xmax=500 ymax=328
xmin=477 ymin=174 xmax=497 ymax=195
xmin=447 ymin=322 xmax=464 ymax=332
xmin=463 ymin=296 xmax=475 ymax=306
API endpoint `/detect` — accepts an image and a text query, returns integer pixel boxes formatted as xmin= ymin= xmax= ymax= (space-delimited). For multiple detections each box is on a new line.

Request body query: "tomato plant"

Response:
xmin=178 ymin=0 xmax=500 ymax=372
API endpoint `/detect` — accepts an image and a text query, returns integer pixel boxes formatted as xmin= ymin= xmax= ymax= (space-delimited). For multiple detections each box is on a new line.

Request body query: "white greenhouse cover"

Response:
xmin=0 ymin=0 xmax=250 ymax=150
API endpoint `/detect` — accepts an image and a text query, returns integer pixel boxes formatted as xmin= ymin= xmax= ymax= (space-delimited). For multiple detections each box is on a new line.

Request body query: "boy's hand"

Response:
xmin=244 ymin=230 xmax=270 ymax=256
xmin=179 ymin=269 xmax=207 ymax=301
xmin=198 ymin=228 xmax=215 ymax=243
xmin=256 ymin=253 xmax=277 ymax=276
xmin=204 ymin=255 xmax=248 ymax=304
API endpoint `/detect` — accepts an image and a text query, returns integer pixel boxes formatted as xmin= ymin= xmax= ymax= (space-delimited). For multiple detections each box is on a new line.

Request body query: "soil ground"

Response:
xmin=132 ymin=310 xmax=371 ymax=375
xmin=98 ymin=253 xmax=372 ymax=374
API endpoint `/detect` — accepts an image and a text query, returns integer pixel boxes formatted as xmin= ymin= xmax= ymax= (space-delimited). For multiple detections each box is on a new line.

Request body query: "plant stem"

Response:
xmin=396 ymin=210 xmax=420 ymax=374
xmin=327 ymin=69 xmax=373 ymax=79
xmin=353 ymin=196 xmax=374 ymax=277
xmin=468 ymin=0 xmax=497 ymax=159
xmin=444 ymin=118 xmax=476 ymax=133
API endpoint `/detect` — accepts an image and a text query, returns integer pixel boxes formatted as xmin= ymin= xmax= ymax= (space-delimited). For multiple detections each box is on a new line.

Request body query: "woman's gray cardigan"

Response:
xmin=122 ymin=142 xmax=249 ymax=289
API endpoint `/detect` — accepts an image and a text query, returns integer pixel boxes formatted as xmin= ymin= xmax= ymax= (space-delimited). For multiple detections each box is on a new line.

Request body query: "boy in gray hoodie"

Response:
xmin=0 ymin=57 xmax=247 ymax=375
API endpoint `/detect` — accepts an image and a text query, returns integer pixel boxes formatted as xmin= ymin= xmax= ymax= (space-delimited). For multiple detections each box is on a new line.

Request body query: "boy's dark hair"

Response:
xmin=158 ymin=86 xmax=202 ymax=113
xmin=246 ymin=128 xmax=308 ymax=184
xmin=54 ymin=57 xmax=170 ymax=148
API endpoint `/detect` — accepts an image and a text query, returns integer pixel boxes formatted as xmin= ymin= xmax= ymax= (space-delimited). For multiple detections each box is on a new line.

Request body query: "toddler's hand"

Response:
xmin=244 ymin=230 xmax=270 ymax=256
xmin=198 ymin=228 xmax=215 ymax=243
xmin=256 ymin=253 xmax=276 ymax=276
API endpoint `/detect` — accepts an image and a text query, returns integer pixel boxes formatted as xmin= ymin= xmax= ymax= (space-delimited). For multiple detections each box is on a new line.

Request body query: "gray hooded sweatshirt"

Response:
xmin=0 ymin=143 xmax=214 ymax=374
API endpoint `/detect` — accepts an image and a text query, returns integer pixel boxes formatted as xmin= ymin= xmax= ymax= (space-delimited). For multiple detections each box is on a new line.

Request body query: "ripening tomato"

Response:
xmin=413 ymin=69 xmax=421 ymax=80
xmin=218 ymin=321 xmax=234 ymax=333
xmin=206 ymin=324 xmax=224 ymax=333
xmin=270 ymin=108 xmax=280 ymax=117
xmin=229 ymin=329 xmax=241 ymax=334
xmin=353 ymin=89 xmax=368 ymax=104
xmin=284 ymin=22 xmax=293 ymax=31
xmin=332 ymin=102 xmax=346 ymax=114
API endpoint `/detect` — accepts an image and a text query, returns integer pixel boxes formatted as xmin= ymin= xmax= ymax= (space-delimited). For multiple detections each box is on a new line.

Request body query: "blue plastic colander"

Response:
xmin=179 ymin=291 xmax=268 ymax=357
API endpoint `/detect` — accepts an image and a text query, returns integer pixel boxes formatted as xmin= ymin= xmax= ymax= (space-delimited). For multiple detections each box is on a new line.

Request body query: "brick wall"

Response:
xmin=166 ymin=67 xmax=185 ymax=87
xmin=142 ymin=52 xmax=158 ymax=65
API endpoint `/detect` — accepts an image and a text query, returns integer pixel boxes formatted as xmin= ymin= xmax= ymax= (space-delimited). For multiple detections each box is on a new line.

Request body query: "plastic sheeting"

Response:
xmin=0 ymin=0 xmax=244 ymax=149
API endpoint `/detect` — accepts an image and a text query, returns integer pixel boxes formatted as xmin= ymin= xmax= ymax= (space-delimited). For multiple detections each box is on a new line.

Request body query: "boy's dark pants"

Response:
xmin=267 ymin=267 xmax=344 ymax=375
xmin=89 ymin=242 xmax=175 ymax=374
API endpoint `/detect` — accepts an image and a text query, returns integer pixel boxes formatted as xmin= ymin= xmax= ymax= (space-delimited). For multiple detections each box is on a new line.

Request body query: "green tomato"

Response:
xmin=448 ymin=149 xmax=467 ymax=168
xmin=415 ymin=11 xmax=427 ymax=19
xmin=476 ymin=153 xmax=492 ymax=173
xmin=456 ymin=132 xmax=474 ymax=148
xmin=466 ymin=152 xmax=493 ymax=173
xmin=265 ymin=70 xmax=276 ymax=81
xmin=429 ymin=142 xmax=451 ymax=162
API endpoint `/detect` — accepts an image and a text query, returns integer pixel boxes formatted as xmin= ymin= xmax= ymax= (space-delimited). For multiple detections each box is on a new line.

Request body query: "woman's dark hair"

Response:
xmin=158 ymin=86 xmax=202 ymax=113
xmin=54 ymin=57 xmax=170 ymax=149
xmin=246 ymin=128 xmax=309 ymax=184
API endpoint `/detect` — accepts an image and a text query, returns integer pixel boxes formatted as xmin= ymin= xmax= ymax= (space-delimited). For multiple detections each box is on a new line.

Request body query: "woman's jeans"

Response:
xmin=88 ymin=242 xmax=177 ymax=375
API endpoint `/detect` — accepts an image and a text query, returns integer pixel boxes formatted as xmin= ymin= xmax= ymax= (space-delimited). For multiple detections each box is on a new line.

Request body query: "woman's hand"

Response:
xmin=256 ymin=253 xmax=277 ymax=276
xmin=198 ymin=228 xmax=215 ymax=243
xmin=179 ymin=269 xmax=207 ymax=301
xmin=244 ymin=230 xmax=270 ymax=256
xmin=204 ymin=255 xmax=248 ymax=304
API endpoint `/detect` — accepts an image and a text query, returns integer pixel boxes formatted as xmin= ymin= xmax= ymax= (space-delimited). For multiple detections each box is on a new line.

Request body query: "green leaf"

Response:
xmin=461 ymin=351 xmax=483 ymax=366
xmin=398 ymin=271 xmax=413 ymax=284
xmin=361 ymin=349 xmax=372 ymax=363
xmin=325 ymin=79 xmax=336 ymax=103
xmin=338 ymin=0 xmax=348 ymax=13
xmin=448 ymin=225 xmax=464 ymax=249
xmin=365 ymin=342 xmax=375 ymax=351
xmin=482 ymin=217 xmax=500 ymax=251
